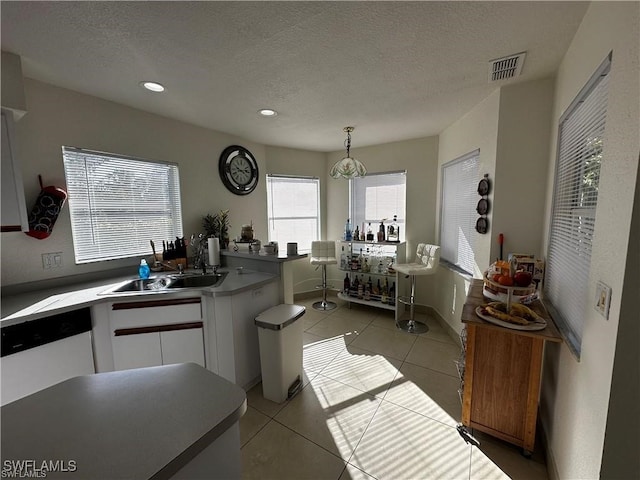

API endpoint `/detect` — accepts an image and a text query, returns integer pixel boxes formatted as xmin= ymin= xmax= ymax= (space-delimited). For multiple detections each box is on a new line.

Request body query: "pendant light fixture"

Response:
xmin=329 ymin=126 xmax=367 ymax=179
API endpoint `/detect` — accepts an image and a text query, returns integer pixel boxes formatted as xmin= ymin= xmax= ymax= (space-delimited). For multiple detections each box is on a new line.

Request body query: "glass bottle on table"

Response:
xmin=366 ymin=223 xmax=374 ymax=242
xmin=343 ymin=273 xmax=351 ymax=294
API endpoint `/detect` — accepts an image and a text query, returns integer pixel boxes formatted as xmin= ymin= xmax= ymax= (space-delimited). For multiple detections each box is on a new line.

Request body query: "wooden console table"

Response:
xmin=461 ymin=279 xmax=561 ymax=455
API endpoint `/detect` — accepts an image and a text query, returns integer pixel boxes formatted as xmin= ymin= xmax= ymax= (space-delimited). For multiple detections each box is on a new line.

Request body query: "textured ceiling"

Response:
xmin=1 ymin=1 xmax=589 ymax=151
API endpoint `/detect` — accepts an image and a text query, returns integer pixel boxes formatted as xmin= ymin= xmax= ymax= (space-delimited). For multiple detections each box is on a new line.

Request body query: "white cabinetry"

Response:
xmin=1 ymin=108 xmax=28 ymax=232
xmin=337 ymin=241 xmax=406 ymax=320
xmin=109 ymin=297 xmax=205 ymax=371
xmin=213 ymin=281 xmax=278 ymax=389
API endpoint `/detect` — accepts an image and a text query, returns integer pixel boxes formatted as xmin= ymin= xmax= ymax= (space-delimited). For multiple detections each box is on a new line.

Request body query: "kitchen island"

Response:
xmin=460 ymin=279 xmax=562 ymax=455
xmin=1 ymin=363 xmax=247 ymax=479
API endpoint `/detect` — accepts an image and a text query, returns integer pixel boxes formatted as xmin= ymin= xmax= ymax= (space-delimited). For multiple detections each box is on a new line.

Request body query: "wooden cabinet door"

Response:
xmin=112 ymin=332 xmax=163 ymax=371
xmin=161 ymin=328 xmax=205 ymax=367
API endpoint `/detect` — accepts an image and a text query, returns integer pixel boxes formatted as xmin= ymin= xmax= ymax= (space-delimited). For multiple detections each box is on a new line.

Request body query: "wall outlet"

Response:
xmin=594 ymin=281 xmax=611 ymax=320
xmin=42 ymin=252 xmax=63 ymax=269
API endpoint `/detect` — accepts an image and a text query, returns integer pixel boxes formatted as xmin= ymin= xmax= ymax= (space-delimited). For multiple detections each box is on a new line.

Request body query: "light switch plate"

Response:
xmin=594 ymin=281 xmax=611 ymax=320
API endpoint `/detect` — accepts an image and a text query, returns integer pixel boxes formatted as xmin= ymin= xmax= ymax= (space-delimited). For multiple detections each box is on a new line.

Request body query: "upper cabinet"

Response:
xmin=1 ymin=52 xmax=29 ymax=232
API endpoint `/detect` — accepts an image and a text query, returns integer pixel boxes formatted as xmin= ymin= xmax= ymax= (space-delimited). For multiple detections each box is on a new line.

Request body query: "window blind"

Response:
xmin=62 ymin=147 xmax=183 ymax=263
xmin=350 ymin=171 xmax=406 ymax=241
xmin=266 ymin=175 xmax=320 ymax=253
xmin=440 ymin=150 xmax=479 ymax=274
xmin=545 ymin=54 xmax=610 ymax=356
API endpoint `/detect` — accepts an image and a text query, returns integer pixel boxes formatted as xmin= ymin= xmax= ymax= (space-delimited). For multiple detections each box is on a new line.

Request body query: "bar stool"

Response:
xmin=310 ymin=241 xmax=337 ymax=311
xmin=394 ymin=243 xmax=440 ymax=334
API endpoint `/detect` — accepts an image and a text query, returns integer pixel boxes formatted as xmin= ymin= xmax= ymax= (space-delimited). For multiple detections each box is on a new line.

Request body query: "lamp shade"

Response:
xmin=329 ymin=156 xmax=367 ymax=179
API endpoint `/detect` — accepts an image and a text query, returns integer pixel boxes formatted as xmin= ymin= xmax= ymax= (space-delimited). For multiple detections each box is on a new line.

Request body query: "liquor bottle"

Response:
xmin=388 ymin=215 xmax=399 ymax=242
xmin=377 ymin=220 xmax=386 ymax=242
xmin=381 ymin=277 xmax=389 ymax=304
xmin=388 ymin=281 xmax=396 ymax=306
xmin=358 ymin=248 xmax=364 ymax=270
xmin=366 ymin=223 xmax=374 ymax=242
xmin=352 ymin=275 xmax=359 ymax=297
xmin=364 ymin=279 xmax=371 ymax=301
xmin=357 ymin=275 xmax=364 ymax=299
xmin=343 ymin=273 xmax=351 ymax=294
xmin=345 ymin=219 xmax=352 ymax=241
xmin=362 ymin=256 xmax=370 ymax=273
xmin=353 ymin=225 xmax=360 ymax=241
xmin=374 ymin=278 xmax=381 ymax=298
xmin=340 ymin=245 xmax=347 ymax=269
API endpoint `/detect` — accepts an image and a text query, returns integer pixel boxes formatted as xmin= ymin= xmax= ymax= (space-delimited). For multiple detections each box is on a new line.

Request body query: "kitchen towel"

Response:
xmin=208 ymin=237 xmax=220 ymax=266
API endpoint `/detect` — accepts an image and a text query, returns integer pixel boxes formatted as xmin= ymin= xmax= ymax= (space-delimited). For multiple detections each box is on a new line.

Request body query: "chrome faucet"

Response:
xmin=154 ymin=261 xmax=185 ymax=274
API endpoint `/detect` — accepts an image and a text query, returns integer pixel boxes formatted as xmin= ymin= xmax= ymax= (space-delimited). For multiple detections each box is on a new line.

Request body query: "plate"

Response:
xmin=475 ymin=306 xmax=546 ymax=331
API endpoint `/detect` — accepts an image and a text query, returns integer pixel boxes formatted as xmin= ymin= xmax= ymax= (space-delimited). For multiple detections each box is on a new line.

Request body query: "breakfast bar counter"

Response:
xmin=460 ymin=279 xmax=561 ymax=455
xmin=1 ymin=363 xmax=246 ymax=479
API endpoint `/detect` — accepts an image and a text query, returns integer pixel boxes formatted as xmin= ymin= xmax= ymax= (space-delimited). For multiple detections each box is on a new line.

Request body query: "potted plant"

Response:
xmin=202 ymin=209 xmax=230 ymax=248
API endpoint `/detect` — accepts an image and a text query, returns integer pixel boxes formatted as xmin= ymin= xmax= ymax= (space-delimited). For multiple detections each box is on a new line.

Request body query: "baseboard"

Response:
xmin=539 ymin=419 xmax=559 ymax=480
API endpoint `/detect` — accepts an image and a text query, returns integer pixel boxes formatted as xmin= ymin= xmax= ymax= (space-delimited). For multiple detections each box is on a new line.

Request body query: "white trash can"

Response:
xmin=255 ymin=304 xmax=305 ymax=403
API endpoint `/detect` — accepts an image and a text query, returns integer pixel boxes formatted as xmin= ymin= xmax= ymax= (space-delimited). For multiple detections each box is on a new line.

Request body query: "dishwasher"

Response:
xmin=1 ymin=307 xmax=95 ymax=406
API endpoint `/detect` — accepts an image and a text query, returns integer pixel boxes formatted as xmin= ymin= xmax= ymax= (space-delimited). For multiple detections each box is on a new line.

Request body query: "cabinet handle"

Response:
xmin=111 ymin=297 xmax=201 ymax=310
xmin=114 ymin=321 xmax=203 ymax=336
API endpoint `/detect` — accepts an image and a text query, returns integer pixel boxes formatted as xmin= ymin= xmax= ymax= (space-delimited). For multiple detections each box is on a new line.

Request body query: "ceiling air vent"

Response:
xmin=488 ymin=52 xmax=526 ymax=82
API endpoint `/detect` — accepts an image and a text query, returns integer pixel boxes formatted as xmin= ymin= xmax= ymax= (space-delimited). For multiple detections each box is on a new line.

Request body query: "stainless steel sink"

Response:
xmin=100 ymin=272 xmax=227 ymax=295
xmin=166 ymin=273 xmax=227 ymax=289
xmin=110 ymin=277 xmax=175 ymax=293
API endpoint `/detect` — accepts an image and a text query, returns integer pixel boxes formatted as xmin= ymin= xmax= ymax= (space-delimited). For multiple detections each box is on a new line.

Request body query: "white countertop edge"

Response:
xmin=1 ymin=269 xmax=278 ymax=326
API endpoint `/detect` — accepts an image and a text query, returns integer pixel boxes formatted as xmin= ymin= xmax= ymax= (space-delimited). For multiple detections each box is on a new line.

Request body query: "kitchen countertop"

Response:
xmin=0 ymin=363 xmax=246 ymax=479
xmin=1 ymin=268 xmax=277 ymax=327
xmin=221 ymin=250 xmax=307 ymax=263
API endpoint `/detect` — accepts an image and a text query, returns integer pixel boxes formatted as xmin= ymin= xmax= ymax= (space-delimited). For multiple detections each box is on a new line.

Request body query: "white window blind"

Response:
xmin=62 ymin=147 xmax=183 ymax=263
xmin=350 ymin=171 xmax=406 ymax=241
xmin=545 ymin=54 xmax=610 ymax=356
xmin=266 ymin=175 xmax=320 ymax=253
xmin=440 ymin=150 xmax=479 ymax=275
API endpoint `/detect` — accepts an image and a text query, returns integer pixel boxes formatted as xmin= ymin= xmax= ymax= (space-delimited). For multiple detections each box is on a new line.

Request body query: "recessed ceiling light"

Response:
xmin=259 ymin=108 xmax=277 ymax=117
xmin=140 ymin=81 xmax=165 ymax=92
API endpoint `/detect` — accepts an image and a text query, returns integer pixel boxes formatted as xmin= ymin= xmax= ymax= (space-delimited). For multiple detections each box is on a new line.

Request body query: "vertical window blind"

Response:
xmin=266 ymin=175 xmax=320 ymax=253
xmin=62 ymin=147 xmax=183 ymax=263
xmin=350 ymin=171 xmax=406 ymax=241
xmin=544 ymin=54 xmax=611 ymax=356
xmin=440 ymin=150 xmax=479 ymax=275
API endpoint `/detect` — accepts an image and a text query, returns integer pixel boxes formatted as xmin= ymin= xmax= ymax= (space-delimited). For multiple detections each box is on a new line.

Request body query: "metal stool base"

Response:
xmin=396 ymin=319 xmax=429 ymax=334
xmin=313 ymin=300 xmax=337 ymax=311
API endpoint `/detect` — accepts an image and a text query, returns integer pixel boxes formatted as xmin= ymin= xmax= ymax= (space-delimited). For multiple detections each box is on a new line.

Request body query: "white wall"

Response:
xmin=539 ymin=3 xmax=640 ymax=479
xmin=1 ymin=79 xmax=270 ymax=287
xmin=432 ymin=89 xmax=500 ymax=334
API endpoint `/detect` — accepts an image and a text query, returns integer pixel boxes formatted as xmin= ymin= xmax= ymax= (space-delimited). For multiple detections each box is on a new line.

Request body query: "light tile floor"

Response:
xmin=241 ymin=296 xmax=549 ymax=480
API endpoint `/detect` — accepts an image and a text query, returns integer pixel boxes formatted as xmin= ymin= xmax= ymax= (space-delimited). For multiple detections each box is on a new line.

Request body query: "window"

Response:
xmin=62 ymin=147 xmax=183 ymax=263
xmin=440 ymin=150 xmax=479 ymax=275
xmin=266 ymin=175 xmax=320 ymax=253
xmin=350 ymin=171 xmax=406 ymax=241
xmin=545 ymin=54 xmax=611 ymax=357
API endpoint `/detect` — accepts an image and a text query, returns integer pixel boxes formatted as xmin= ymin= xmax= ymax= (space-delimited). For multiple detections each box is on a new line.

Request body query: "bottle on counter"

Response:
xmin=343 ymin=273 xmax=351 ymax=294
xmin=364 ymin=279 xmax=371 ymax=301
xmin=345 ymin=219 xmax=352 ymax=241
xmin=138 ymin=259 xmax=150 ymax=280
xmin=353 ymin=225 xmax=360 ymax=241
xmin=366 ymin=223 xmax=374 ymax=242
xmin=352 ymin=276 xmax=360 ymax=297
xmin=387 ymin=215 xmax=399 ymax=242
xmin=377 ymin=220 xmax=386 ymax=242
xmin=340 ymin=245 xmax=347 ymax=270
xmin=388 ymin=281 xmax=396 ymax=306
xmin=357 ymin=276 xmax=364 ymax=299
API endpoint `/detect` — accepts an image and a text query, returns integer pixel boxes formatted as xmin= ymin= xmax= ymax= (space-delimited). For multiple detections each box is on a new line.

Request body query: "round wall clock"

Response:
xmin=218 ymin=145 xmax=259 ymax=195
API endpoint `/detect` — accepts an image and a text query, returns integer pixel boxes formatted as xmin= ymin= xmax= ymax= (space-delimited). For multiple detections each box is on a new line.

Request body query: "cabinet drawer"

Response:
xmin=109 ymin=297 xmax=202 ymax=330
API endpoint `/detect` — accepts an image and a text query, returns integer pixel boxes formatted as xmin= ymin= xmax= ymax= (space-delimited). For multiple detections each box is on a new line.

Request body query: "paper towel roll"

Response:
xmin=208 ymin=237 xmax=220 ymax=266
